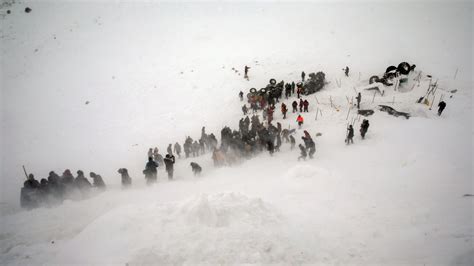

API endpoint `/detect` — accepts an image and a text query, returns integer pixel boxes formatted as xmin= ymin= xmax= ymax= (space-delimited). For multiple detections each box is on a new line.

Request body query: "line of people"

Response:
xmin=21 ymin=169 xmax=106 ymax=209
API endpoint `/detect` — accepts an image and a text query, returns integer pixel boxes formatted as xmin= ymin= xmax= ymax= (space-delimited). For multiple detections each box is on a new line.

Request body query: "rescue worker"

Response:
xmin=118 ymin=168 xmax=132 ymax=187
xmin=143 ymin=157 xmax=159 ymax=185
xmin=438 ymin=101 xmax=446 ymax=116
xmin=281 ymin=103 xmax=288 ymax=119
xmin=163 ymin=154 xmax=176 ymax=180
xmin=356 ymin=92 xmax=361 ymax=109
xmin=174 ymin=142 xmax=182 ymax=158
xmin=296 ymin=114 xmax=304 ymax=128
xmin=298 ymin=144 xmax=307 ymax=160
xmin=292 ymin=100 xmax=298 ymax=113
xmin=90 ymin=172 xmax=106 ymax=190
xmin=167 ymin=144 xmax=173 ymax=156
xmin=303 ymin=99 xmax=309 ymax=112
xmin=299 ymin=98 xmax=304 ymax=112
xmin=239 ymin=91 xmax=244 ymax=101
xmin=290 ymin=135 xmax=296 ymax=150
xmin=360 ymin=119 xmax=370 ymax=139
xmin=74 ymin=170 xmax=92 ymax=190
xmin=301 ymin=71 xmax=306 ymax=82
xmin=242 ymin=104 xmax=248 ymax=115
xmin=346 ymin=125 xmax=354 ymax=144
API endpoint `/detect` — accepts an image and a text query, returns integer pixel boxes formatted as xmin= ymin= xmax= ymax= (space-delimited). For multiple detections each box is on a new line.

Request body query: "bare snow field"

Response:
xmin=1 ymin=1 xmax=473 ymax=265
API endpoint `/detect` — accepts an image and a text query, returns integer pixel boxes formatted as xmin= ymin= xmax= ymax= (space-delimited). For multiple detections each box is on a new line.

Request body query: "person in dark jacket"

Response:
xmin=118 ymin=168 xmax=132 ymax=187
xmin=346 ymin=125 xmax=354 ymax=144
xmin=299 ymin=99 xmax=304 ymax=112
xmin=289 ymin=135 xmax=296 ymax=150
xmin=167 ymin=144 xmax=173 ymax=156
xmin=356 ymin=92 xmax=362 ymax=109
xmin=281 ymin=103 xmax=288 ymax=119
xmin=163 ymin=154 xmax=176 ymax=180
xmin=302 ymin=130 xmax=316 ymax=158
xmin=144 ymin=157 xmax=158 ymax=185
xmin=61 ymin=169 xmax=75 ymax=186
xmin=90 ymin=172 xmax=106 ymax=190
xmin=190 ymin=162 xmax=202 ymax=176
xmin=74 ymin=170 xmax=92 ymax=190
xmin=344 ymin=66 xmax=349 ymax=77
xmin=438 ymin=101 xmax=446 ymax=116
xmin=360 ymin=119 xmax=370 ymax=139
xmin=292 ymin=100 xmax=298 ymax=113
xmin=24 ymin=174 xmax=40 ymax=189
xmin=239 ymin=91 xmax=244 ymax=101
xmin=303 ymin=99 xmax=309 ymax=112
xmin=301 ymin=71 xmax=306 ymax=82
xmin=298 ymin=144 xmax=307 ymax=160
xmin=174 ymin=142 xmax=182 ymax=158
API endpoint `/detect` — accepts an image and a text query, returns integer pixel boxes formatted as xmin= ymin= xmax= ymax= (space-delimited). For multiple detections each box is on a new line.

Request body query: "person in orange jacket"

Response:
xmin=296 ymin=114 xmax=304 ymax=128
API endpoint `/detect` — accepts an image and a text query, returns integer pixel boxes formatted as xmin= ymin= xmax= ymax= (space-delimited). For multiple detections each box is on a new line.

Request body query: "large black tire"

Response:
xmin=385 ymin=65 xmax=397 ymax=73
xmin=259 ymin=88 xmax=267 ymax=94
xmin=269 ymin=79 xmax=277 ymax=85
xmin=249 ymin=88 xmax=257 ymax=93
xmin=398 ymin=62 xmax=411 ymax=75
xmin=369 ymin=75 xmax=380 ymax=84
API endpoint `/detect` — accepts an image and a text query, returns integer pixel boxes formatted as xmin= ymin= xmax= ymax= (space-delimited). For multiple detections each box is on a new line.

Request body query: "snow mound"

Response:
xmin=178 ymin=192 xmax=281 ymax=227
xmin=47 ymin=193 xmax=309 ymax=265
xmin=285 ymin=164 xmax=331 ymax=179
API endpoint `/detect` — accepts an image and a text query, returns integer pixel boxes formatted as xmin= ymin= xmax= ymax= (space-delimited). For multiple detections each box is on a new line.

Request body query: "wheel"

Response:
xmin=397 ymin=62 xmax=411 ymax=75
xmin=385 ymin=65 xmax=397 ymax=73
xmin=269 ymin=79 xmax=276 ymax=85
xmin=369 ymin=75 xmax=379 ymax=84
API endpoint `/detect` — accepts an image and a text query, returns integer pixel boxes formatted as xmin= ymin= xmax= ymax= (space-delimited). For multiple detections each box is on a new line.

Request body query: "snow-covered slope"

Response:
xmin=1 ymin=1 xmax=473 ymax=265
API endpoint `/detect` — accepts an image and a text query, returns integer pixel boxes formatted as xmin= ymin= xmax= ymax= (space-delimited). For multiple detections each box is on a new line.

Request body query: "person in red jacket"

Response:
xmin=281 ymin=103 xmax=288 ymax=119
xmin=296 ymin=115 xmax=304 ymax=128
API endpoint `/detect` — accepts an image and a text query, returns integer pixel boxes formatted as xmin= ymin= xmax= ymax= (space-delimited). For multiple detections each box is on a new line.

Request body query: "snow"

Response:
xmin=1 ymin=1 xmax=473 ymax=265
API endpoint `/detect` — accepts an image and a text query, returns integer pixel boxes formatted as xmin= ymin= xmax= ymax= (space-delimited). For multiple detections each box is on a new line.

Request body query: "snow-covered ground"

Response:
xmin=1 ymin=1 xmax=473 ymax=265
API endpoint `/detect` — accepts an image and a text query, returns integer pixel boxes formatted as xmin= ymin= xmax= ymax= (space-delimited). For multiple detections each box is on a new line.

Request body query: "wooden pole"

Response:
xmin=315 ymin=108 xmax=319 ymax=120
xmin=319 ymin=109 xmax=323 ymax=117
xmin=372 ymin=91 xmax=376 ymax=103
xmin=454 ymin=68 xmax=458 ymax=80
xmin=22 ymin=165 xmax=29 ymax=179
xmin=429 ymin=94 xmax=435 ymax=110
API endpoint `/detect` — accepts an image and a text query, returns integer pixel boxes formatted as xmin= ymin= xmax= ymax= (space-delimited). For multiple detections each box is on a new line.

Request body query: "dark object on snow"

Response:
xmin=163 ymin=154 xmax=175 ymax=180
xmin=397 ymin=62 xmax=411 ymax=75
xmin=360 ymin=119 xmax=370 ymax=139
xmin=190 ymin=162 xmax=202 ymax=176
xmin=25 ymin=7 xmax=32 ymax=13
xmin=118 ymin=168 xmax=132 ymax=187
xmin=358 ymin=109 xmax=374 ymax=116
xmin=385 ymin=65 xmax=397 ymax=73
xmin=438 ymin=101 xmax=446 ymax=116
xmin=303 ymin=71 xmax=325 ymax=95
xmin=463 ymin=194 xmax=474 ymax=197
xmin=450 ymin=89 xmax=457 ymax=93
xmin=269 ymin=78 xmax=277 ymax=85
xmin=378 ymin=105 xmax=410 ymax=119
xmin=7 ymin=10 xmax=11 ymax=14
xmin=369 ymin=75 xmax=380 ymax=84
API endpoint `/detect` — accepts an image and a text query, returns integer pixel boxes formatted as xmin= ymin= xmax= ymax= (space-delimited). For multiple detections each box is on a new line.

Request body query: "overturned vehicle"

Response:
xmin=303 ymin=71 xmax=326 ymax=95
xmin=369 ymin=62 xmax=416 ymax=86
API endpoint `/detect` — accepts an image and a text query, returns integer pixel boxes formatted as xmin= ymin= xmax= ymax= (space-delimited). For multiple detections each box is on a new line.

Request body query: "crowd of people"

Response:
xmin=21 ymin=68 xmax=373 ymax=210
xmin=20 ymin=169 xmax=107 ymax=209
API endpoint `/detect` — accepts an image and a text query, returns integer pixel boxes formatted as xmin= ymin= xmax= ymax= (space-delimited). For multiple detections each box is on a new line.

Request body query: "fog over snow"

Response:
xmin=0 ymin=0 xmax=473 ymax=265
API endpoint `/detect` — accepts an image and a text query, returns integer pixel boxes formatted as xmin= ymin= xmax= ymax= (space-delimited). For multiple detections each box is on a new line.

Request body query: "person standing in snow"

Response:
xmin=303 ymin=99 xmax=309 ymax=112
xmin=302 ymin=130 xmax=316 ymax=159
xmin=118 ymin=168 xmax=132 ymax=187
xmin=296 ymin=114 xmax=304 ymax=128
xmin=174 ymin=142 xmax=182 ymax=158
xmin=289 ymin=135 xmax=296 ymax=150
xmin=299 ymin=98 xmax=304 ymax=112
xmin=344 ymin=66 xmax=349 ymax=77
xmin=147 ymin=148 xmax=153 ymax=159
xmin=356 ymin=92 xmax=362 ymax=109
xmin=360 ymin=119 xmax=370 ymax=139
xmin=244 ymin=65 xmax=250 ymax=79
xmin=281 ymin=103 xmax=288 ymax=119
xmin=438 ymin=101 xmax=446 ymax=116
xmin=301 ymin=71 xmax=306 ymax=82
xmin=167 ymin=144 xmax=173 ymax=156
xmin=291 ymin=81 xmax=295 ymax=94
xmin=74 ymin=170 xmax=92 ymax=190
xmin=242 ymin=104 xmax=248 ymax=115
xmin=346 ymin=125 xmax=354 ymax=144
xmin=298 ymin=144 xmax=307 ymax=161
xmin=292 ymin=100 xmax=298 ymax=113
xmin=153 ymin=147 xmax=164 ymax=165
xmin=144 ymin=157 xmax=158 ymax=185
xmin=163 ymin=154 xmax=175 ymax=180
xmin=239 ymin=91 xmax=244 ymax=101
xmin=89 ymin=172 xmax=106 ymax=190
